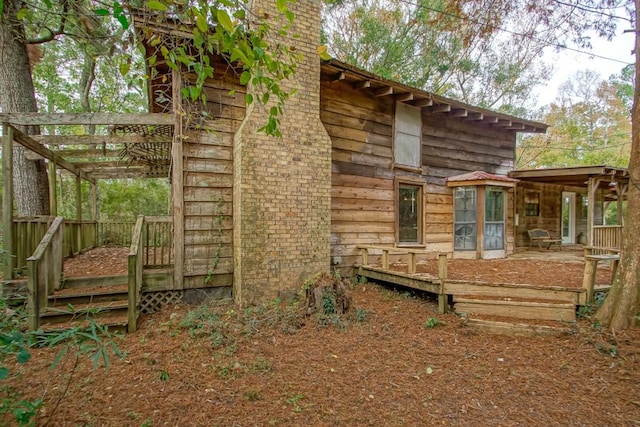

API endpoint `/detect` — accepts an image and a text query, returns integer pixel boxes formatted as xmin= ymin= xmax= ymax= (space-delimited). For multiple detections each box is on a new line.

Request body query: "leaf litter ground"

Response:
xmin=4 ymin=249 xmax=640 ymax=426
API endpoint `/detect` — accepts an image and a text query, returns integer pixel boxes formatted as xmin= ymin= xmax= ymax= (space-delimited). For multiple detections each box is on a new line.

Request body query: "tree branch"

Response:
xmin=26 ymin=0 xmax=69 ymax=44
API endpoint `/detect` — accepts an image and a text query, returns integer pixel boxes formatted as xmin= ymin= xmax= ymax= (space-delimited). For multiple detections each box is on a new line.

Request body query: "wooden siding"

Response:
xmin=322 ymin=80 xmax=518 ymax=268
xmin=181 ymin=75 xmax=245 ymax=290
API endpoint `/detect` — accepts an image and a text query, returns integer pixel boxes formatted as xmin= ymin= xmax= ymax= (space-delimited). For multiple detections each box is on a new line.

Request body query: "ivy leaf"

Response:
xmin=146 ymin=0 xmax=167 ymax=11
xmin=275 ymin=0 xmax=287 ymax=13
xmin=94 ymin=8 xmax=110 ymax=16
xmin=317 ymin=45 xmax=332 ymax=61
xmin=0 ymin=367 xmax=9 ymax=379
xmin=216 ymin=9 xmax=234 ymax=34
xmin=196 ymin=13 xmax=208 ymax=33
xmin=119 ymin=62 xmax=131 ymax=76
xmin=16 ymin=7 xmax=29 ymax=20
xmin=239 ymin=71 xmax=251 ymax=85
xmin=245 ymin=93 xmax=253 ymax=105
xmin=284 ymin=10 xmax=294 ymax=23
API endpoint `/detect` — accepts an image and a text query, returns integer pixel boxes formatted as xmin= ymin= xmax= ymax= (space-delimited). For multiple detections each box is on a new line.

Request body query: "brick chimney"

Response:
xmin=233 ymin=0 xmax=332 ymax=305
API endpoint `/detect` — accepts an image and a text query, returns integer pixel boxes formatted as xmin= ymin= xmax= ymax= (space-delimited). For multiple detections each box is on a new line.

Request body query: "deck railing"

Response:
xmin=357 ymin=245 xmax=449 ymax=313
xmin=12 ymin=217 xmax=171 ymax=273
xmin=26 ymin=216 xmax=64 ymax=330
xmin=592 ymin=225 xmax=623 ymax=253
xmin=143 ymin=216 xmax=173 ymax=268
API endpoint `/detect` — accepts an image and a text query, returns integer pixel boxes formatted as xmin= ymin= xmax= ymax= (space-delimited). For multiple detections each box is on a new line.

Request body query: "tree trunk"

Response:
xmin=0 ymin=0 xmax=51 ymax=216
xmin=594 ymin=0 xmax=640 ymax=330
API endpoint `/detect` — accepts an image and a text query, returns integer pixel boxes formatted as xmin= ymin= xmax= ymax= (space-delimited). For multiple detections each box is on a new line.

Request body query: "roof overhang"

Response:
xmin=447 ymin=171 xmax=519 ymax=188
xmin=321 ymin=60 xmax=548 ymax=134
xmin=508 ymin=165 xmax=629 ymax=191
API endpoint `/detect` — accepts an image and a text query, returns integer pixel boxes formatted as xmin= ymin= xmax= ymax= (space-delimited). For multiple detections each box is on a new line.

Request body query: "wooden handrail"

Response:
xmin=26 ymin=216 xmax=64 ymax=331
xmin=127 ymin=215 xmax=145 ymax=333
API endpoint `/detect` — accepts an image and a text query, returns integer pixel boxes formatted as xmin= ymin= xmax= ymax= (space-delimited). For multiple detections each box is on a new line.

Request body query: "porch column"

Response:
xmin=586 ymin=177 xmax=603 ymax=246
xmin=2 ymin=123 xmax=14 ymax=279
xmin=75 ymin=175 xmax=82 ymax=252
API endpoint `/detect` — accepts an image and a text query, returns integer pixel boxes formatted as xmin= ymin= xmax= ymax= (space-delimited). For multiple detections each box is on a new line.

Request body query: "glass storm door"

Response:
xmin=561 ymin=192 xmax=575 ymax=244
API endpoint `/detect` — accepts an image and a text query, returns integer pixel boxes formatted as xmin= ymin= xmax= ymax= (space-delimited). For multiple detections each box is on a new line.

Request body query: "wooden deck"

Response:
xmin=354 ymin=246 xmax=612 ymax=328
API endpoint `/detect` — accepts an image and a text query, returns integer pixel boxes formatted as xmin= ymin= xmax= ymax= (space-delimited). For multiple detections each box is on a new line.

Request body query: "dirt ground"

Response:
xmin=3 ymin=249 xmax=635 ymax=426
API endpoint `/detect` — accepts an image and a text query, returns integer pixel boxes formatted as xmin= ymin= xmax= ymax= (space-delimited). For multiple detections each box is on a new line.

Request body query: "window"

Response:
xmin=394 ymin=102 xmax=421 ymax=168
xmin=524 ymin=190 xmax=540 ymax=216
xmin=454 ymin=187 xmax=476 ymax=250
xmin=398 ymin=184 xmax=422 ymax=244
xmin=484 ymin=187 xmax=505 ymax=250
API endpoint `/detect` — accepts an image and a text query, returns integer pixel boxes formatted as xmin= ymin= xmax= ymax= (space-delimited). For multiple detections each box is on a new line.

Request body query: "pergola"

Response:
xmin=1 ymin=112 xmax=175 ymax=279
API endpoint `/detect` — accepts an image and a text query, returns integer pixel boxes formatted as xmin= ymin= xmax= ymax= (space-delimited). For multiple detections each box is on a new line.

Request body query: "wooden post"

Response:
xmin=382 ymin=249 xmax=389 ymax=269
xmin=586 ymin=177 xmax=602 ymax=247
xmin=48 ymin=161 xmax=57 ymax=216
xmin=2 ymin=124 xmax=14 ymax=280
xmin=438 ymin=253 xmax=448 ymax=313
xmin=27 ymin=260 xmax=39 ymax=331
xmin=408 ymin=251 xmax=416 ymax=274
xmin=361 ymin=247 xmax=368 ymax=266
xmin=171 ymin=68 xmax=184 ymax=290
xmin=75 ymin=175 xmax=82 ymax=253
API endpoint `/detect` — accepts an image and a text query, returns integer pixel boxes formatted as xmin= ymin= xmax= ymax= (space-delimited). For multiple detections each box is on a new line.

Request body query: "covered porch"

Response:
xmin=509 ymin=165 xmax=628 ymax=251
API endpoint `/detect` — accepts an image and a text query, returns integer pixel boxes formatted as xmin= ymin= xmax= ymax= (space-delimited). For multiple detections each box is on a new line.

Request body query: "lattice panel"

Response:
xmin=140 ymin=291 xmax=184 ymax=314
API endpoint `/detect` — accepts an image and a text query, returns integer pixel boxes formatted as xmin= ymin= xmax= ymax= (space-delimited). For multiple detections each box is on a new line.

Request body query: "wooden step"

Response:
xmin=40 ymin=300 xmax=129 ymax=325
xmin=462 ymin=318 xmax=573 ymax=337
xmin=61 ymin=275 xmax=128 ymax=289
xmin=445 ymin=280 xmax=584 ymax=304
xmin=454 ymin=297 xmax=576 ymax=322
xmin=38 ymin=311 xmax=129 ymax=333
xmin=48 ymin=285 xmax=128 ymax=307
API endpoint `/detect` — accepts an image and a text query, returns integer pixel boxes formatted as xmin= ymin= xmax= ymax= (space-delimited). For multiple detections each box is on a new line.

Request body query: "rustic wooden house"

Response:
xmin=8 ymin=0 xmax=626 ymax=332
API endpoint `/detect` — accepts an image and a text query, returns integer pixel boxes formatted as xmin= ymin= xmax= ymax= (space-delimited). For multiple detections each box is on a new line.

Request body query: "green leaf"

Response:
xmin=116 ymin=14 xmax=129 ymax=29
xmin=245 ymin=93 xmax=253 ymax=105
xmin=239 ymin=70 xmax=251 ymax=85
xmin=196 ymin=13 xmax=208 ymax=33
xmin=16 ymin=7 xmax=29 ymax=20
xmin=95 ymin=8 xmax=109 ymax=16
xmin=0 ymin=367 xmax=9 ymax=379
xmin=17 ymin=347 xmax=31 ymax=364
xmin=146 ymin=0 xmax=167 ymax=11
xmin=119 ymin=62 xmax=130 ymax=76
xmin=216 ymin=9 xmax=234 ymax=34
xmin=42 ymin=0 xmax=52 ymax=7
xmin=275 ymin=0 xmax=287 ymax=13
xmin=284 ymin=10 xmax=294 ymax=23
xmin=317 ymin=45 xmax=332 ymax=61
xmin=0 ymin=1 xmax=4 ymax=16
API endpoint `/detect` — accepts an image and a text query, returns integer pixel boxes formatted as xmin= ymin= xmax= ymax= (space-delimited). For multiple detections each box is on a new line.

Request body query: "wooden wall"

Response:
xmin=514 ymin=182 xmax=590 ymax=247
xmin=322 ymin=79 xmax=519 ymax=269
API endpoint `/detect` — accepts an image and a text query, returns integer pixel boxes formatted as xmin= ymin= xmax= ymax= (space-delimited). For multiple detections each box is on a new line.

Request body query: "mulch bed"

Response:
xmin=3 ymin=282 xmax=640 ymax=426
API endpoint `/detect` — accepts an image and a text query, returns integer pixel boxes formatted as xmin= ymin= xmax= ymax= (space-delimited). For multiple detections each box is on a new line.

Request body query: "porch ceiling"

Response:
xmin=509 ymin=165 xmax=629 ymax=191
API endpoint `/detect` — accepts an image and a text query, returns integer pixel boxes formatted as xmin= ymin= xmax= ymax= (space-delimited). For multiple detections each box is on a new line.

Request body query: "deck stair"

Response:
xmin=449 ymin=280 xmax=582 ymax=334
xmin=38 ymin=275 xmax=130 ymax=331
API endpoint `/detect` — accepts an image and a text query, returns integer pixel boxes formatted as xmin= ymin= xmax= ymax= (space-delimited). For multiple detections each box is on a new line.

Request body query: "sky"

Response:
xmin=534 ymin=30 xmax=635 ymax=106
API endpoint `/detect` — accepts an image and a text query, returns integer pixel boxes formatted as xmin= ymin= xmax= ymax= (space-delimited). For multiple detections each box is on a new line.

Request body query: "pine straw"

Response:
xmin=4 ymin=283 xmax=640 ymax=426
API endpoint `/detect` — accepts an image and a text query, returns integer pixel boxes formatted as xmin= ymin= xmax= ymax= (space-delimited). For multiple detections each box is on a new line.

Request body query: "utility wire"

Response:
xmin=397 ymin=0 xmax=633 ymax=66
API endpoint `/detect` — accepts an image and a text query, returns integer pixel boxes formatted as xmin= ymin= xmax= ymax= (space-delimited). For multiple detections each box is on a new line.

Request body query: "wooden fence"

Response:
xmin=12 ymin=217 xmax=172 ymax=273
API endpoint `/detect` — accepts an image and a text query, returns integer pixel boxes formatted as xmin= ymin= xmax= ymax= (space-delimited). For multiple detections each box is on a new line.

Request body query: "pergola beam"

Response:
xmin=11 ymin=127 xmax=96 ymax=185
xmin=0 ymin=113 xmax=174 ymax=126
xmin=31 ymin=134 xmax=172 ymax=145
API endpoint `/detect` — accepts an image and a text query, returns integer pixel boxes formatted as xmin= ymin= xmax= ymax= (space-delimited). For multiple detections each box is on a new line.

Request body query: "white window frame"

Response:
xmin=393 ymin=102 xmax=422 ymax=169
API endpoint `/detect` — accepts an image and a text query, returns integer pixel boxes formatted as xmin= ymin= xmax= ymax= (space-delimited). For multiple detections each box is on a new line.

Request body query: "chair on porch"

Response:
xmin=527 ymin=229 xmax=562 ymax=250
